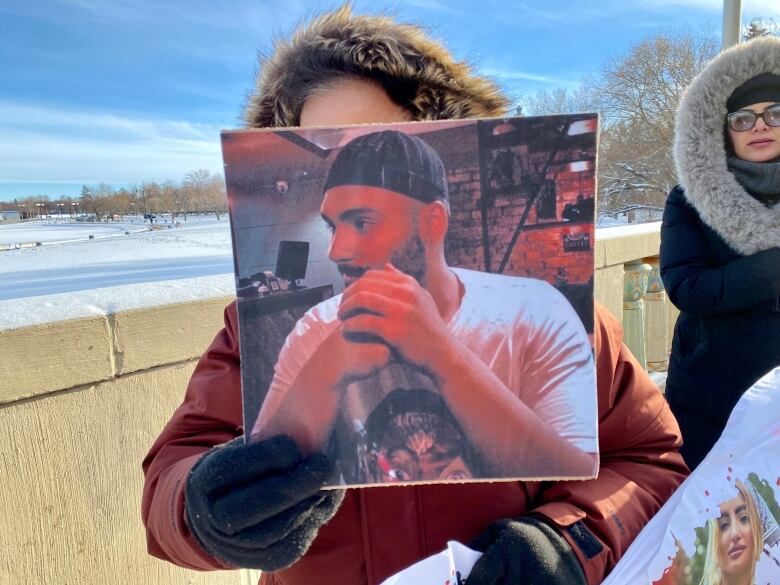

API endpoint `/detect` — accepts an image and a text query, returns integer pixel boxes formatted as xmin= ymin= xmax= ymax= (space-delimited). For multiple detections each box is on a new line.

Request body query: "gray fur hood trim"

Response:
xmin=674 ymin=37 xmax=780 ymax=255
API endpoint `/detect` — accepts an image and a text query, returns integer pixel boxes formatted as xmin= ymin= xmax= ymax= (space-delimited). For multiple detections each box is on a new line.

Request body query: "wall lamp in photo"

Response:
xmin=567 ymin=119 xmax=597 ymax=136
xmin=492 ymin=121 xmax=516 ymax=136
xmin=569 ymin=160 xmax=591 ymax=173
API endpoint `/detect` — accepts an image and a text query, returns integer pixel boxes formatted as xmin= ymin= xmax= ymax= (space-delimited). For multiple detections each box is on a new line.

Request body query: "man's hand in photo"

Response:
xmin=337 ymin=263 xmax=452 ymax=371
xmin=319 ymin=322 xmax=393 ymax=385
xmin=251 ymin=306 xmax=392 ymax=454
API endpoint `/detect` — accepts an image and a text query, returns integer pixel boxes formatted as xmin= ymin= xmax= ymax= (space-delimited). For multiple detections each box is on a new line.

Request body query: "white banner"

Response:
xmin=604 ymin=367 xmax=780 ymax=585
xmin=379 ymin=541 xmax=482 ymax=585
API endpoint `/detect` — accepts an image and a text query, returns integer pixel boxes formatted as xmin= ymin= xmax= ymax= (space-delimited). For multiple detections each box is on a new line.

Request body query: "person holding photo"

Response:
xmin=700 ymin=480 xmax=764 ymax=585
xmin=142 ymin=6 xmax=688 ymax=585
xmin=661 ymin=38 xmax=780 ymax=470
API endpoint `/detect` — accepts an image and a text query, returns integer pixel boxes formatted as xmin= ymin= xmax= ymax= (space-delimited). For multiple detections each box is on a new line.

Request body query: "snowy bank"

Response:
xmin=0 ymin=273 xmax=234 ymax=331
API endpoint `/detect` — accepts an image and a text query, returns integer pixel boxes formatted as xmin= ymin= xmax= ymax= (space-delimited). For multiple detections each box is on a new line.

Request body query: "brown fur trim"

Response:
xmin=243 ymin=5 xmax=510 ymax=128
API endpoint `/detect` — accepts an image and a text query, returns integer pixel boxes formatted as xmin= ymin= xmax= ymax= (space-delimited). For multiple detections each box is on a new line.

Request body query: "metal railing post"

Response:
xmin=722 ymin=0 xmax=743 ymax=50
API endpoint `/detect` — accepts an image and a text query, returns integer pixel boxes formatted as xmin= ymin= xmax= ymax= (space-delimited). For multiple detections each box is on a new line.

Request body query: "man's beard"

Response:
xmin=337 ymin=232 xmax=427 ymax=286
xmin=389 ymin=233 xmax=427 ymax=285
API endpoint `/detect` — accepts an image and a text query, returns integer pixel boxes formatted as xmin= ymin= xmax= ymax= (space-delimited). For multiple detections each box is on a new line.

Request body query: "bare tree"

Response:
xmin=203 ymin=173 xmax=228 ymax=220
xmin=181 ymin=169 xmax=214 ymax=220
xmin=519 ymin=84 xmax=596 ymax=117
xmin=20 ymin=170 xmax=227 ymax=225
xmin=157 ymin=181 xmax=179 ymax=220
xmin=141 ymin=182 xmax=165 ymax=216
xmin=111 ymin=188 xmax=135 ymax=218
xmin=742 ymin=18 xmax=779 ymax=40
xmin=522 ymin=32 xmax=719 ymax=218
xmin=592 ymin=32 xmax=719 ymax=214
xmin=80 ymin=184 xmax=114 ymax=222
xmin=95 ymin=184 xmax=117 ymax=220
xmin=183 ymin=169 xmax=227 ymax=219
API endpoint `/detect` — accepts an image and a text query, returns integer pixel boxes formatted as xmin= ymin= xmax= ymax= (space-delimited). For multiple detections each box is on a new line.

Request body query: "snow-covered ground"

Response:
xmin=0 ymin=216 xmax=663 ymax=331
xmin=649 ymin=370 xmax=668 ymax=392
xmin=0 ymin=220 xmax=147 ymax=246
xmin=0 ymin=217 xmax=235 ymax=330
xmin=597 ymin=220 xmax=661 ymax=239
xmin=596 ymin=215 xmax=630 ymax=228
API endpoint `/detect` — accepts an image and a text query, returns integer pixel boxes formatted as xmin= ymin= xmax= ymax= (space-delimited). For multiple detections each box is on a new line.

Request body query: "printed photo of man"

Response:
xmin=249 ymin=129 xmax=598 ymax=485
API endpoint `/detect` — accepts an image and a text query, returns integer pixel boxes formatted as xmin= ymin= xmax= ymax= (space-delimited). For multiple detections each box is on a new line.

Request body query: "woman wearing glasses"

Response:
xmin=661 ymin=37 xmax=780 ymax=469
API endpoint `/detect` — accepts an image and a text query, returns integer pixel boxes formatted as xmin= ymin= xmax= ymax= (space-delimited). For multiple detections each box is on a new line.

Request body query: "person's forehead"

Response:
xmin=719 ymin=493 xmax=746 ymax=515
xmin=300 ymin=77 xmax=412 ymax=127
xmin=320 ymin=185 xmax=420 ymax=217
xmin=736 ymin=101 xmax=779 ymax=112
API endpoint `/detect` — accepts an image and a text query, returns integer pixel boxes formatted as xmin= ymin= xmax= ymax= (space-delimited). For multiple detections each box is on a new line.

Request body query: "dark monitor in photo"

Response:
xmin=276 ymin=240 xmax=309 ymax=288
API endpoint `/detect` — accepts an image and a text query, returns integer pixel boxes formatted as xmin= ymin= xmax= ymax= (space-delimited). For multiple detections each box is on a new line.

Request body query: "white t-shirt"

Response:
xmin=252 ymin=268 xmax=598 ymax=463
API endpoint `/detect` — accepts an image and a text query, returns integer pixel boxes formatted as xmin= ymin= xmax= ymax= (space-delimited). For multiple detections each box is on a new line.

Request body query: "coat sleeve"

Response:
xmin=660 ymin=187 xmax=780 ymax=316
xmin=531 ymin=303 xmax=689 ymax=585
xmin=141 ymin=301 xmax=243 ymax=571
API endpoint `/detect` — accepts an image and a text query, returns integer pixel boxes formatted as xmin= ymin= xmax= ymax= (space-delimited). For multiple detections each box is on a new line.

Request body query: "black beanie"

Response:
xmin=727 ymin=72 xmax=780 ymax=112
xmin=323 ymin=130 xmax=448 ymax=204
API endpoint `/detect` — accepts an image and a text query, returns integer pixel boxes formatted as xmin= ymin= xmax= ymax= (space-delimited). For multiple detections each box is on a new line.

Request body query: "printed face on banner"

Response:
xmin=653 ymin=474 xmax=780 ymax=585
xmin=222 ymin=115 xmax=599 ymax=487
xmin=715 ymin=492 xmax=756 ymax=578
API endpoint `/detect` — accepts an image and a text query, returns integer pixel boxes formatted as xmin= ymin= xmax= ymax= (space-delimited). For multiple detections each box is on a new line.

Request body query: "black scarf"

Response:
xmin=727 ymin=156 xmax=780 ymax=207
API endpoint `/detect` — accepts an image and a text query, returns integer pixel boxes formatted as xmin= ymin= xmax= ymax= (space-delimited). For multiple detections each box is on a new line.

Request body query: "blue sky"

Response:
xmin=1 ymin=0 xmax=779 ymax=202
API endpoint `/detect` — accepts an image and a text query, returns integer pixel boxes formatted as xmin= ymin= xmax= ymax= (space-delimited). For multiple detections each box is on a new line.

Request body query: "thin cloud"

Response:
xmin=56 ymin=0 xmax=312 ymax=34
xmin=57 ymin=0 xmax=156 ymax=25
xmin=491 ymin=2 xmax=569 ymax=25
xmin=0 ymin=105 xmax=217 ymax=143
xmin=49 ymin=0 xmax=295 ymax=67
xmin=402 ymin=0 xmax=463 ymax=14
xmin=0 ymin=102 xmax=224 ymax=184
xmin=634 ymin=0 xmax=720 ymax=8
xmin=480 ymin=0 xmax=624 ymax=26
xmin=635 ymin=0 xmax=780 ymax=15
xmin=482 ymin=68 xmax=579 ymax=86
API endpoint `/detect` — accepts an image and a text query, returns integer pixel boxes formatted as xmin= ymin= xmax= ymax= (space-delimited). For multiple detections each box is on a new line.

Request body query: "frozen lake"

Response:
xmin=0 ymin=220 xmax=147 ymax=245
xmin=0 ymin=217 xmax=234 ymax=301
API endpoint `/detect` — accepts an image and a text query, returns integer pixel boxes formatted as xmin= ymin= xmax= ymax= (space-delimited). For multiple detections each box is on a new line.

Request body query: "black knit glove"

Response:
xmin=184 ymin=435 xmax=344 ymax=571
xmin=467 ymin=517 xmax=587 ymax=585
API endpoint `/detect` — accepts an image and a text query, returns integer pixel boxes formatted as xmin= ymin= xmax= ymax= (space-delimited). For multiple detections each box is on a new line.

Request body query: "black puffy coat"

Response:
xmin=662 ymin=38 xmax=780 ymax=469
xmin=660 ymin=186 xmax=780 ymax=468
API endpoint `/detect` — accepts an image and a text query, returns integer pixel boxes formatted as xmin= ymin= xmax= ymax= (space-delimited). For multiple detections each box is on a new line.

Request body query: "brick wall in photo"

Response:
xmin=446 ymin=161 xmax=594 ymax=286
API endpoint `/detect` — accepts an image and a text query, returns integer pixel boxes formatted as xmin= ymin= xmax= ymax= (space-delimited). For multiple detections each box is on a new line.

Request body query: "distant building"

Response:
xmin=1 ymin=210 xmax=21 ymax=221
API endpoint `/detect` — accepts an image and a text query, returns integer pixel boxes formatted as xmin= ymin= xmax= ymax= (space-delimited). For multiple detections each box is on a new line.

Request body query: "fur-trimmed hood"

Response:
xmin=242 ymin=5 xmax=509 ymax=129
xmin=674 ymin=37 xmax=780 ymax=255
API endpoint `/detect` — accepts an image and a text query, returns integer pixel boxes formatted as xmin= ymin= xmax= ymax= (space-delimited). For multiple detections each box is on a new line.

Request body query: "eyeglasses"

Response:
xmin=726 ymin=103 xmax=780 ymax=132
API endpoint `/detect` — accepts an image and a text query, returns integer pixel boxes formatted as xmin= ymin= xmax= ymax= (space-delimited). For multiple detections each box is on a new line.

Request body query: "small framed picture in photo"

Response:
xmin=267 ymin=277 xmax=281 ymax=292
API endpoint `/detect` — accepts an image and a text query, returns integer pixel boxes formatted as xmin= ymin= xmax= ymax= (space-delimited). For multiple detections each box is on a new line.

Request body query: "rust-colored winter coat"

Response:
xmin=142 ymin=302 xmax=688 ymax=585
